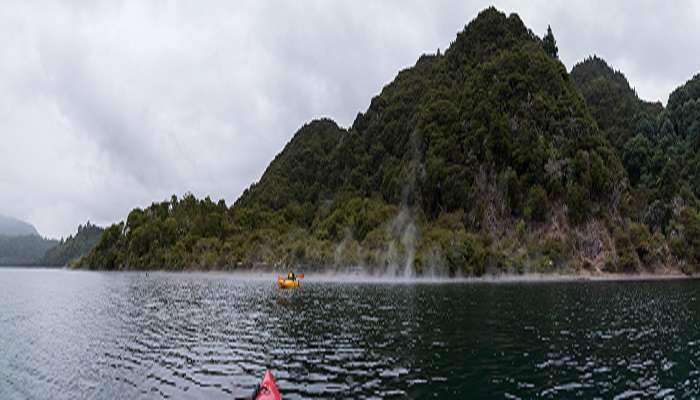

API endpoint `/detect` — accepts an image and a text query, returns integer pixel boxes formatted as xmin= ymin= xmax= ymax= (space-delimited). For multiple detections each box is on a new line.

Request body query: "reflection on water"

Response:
xmin=0 ymin=268 xmax=699 ymax=399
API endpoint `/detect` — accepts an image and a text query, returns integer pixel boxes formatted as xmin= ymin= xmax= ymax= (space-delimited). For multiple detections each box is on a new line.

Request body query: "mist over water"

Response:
xmin=377 ymin=126 xmax=425 ymax=280
xmin=328 ymin=206 xmax=430 ymax=280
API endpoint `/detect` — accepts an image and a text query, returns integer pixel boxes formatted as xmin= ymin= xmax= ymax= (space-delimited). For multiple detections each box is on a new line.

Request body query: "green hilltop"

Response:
xmin=77 ymin=7 xmax=700 ymax=275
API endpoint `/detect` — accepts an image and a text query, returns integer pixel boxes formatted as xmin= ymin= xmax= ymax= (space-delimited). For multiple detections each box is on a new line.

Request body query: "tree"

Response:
xmin=524 ymin=185 xmax=549 ymax=222
xmin=542 ymin=25 xmax=558 ymax=59
xmin=671 ymin=207 xmax=700 ymax=273
xmin=622 ymin=134 xmax=652 ymax=185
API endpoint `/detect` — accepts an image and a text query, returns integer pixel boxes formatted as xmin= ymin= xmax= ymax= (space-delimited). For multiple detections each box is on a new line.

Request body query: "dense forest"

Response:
xmin=77 ymin=7 xmax=700 ymax=276
xmin=40 ymin=222 xmax=104 ymax=266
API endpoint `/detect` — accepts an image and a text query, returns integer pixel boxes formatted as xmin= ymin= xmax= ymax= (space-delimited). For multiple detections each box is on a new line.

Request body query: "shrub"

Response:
xmin=613 ymin=228 xmax=638 ymax=272
xmin=629 ymin=222 xmax=652 ymax=263
xmin=524 ymin=184 xmax=549 ymax=221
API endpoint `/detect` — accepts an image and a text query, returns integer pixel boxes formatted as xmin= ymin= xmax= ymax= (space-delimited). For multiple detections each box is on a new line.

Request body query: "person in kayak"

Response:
xmin=287 ymin=271 xmax=296 ymax=281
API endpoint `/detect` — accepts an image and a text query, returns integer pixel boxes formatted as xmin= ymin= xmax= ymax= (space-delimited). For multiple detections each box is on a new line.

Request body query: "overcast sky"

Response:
xmin=2 ymin=1 xmax=699 ymax=238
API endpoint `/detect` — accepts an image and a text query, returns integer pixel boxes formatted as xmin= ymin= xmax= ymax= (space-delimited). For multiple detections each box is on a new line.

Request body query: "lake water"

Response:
xmin=1 ymin=268 xmax=699 ymax=399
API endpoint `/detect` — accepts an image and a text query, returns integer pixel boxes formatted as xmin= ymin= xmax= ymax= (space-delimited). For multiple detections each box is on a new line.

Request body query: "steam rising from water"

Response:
xmin=386 ymin=208 xmax=417 ymax=279
xmin=170 ymin=270 xmax=694 ymax=286
xmin=208 ymin=271 xmax=694 ymax=285
xmin=329 ymin=126 xmax=427 ymax=278
xmin=384 ymin=127 xmax=424 ymax=278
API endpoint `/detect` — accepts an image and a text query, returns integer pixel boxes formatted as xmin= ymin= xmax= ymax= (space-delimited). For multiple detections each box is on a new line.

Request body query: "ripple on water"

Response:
xmin=1 ymin=271 xmax=700 ymax=399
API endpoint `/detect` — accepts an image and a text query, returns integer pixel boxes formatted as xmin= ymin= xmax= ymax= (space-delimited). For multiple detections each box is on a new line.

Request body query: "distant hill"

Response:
xmin=0 ymin=215 xmax=39 ymax=236
xmin=0 ymin=218 xmax=103 ymax=267
xmin=40 ymin=222 xmax=104 ymax=266
xmin=0 ymin=235 xmax=58 ymax=266
xmin=0 ymin=214 xmax=55 ymax=266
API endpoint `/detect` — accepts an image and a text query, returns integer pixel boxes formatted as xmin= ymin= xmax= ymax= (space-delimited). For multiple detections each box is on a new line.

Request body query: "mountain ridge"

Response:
xmin=0 ymin=214 xmax=39 ymax=237
xmin=77 ymin=7 xmax=700 ymax=275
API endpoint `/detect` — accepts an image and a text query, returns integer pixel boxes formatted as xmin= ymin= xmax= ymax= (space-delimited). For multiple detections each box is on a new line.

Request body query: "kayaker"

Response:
xmin=287 ymin=271 xmax=296 ymax=281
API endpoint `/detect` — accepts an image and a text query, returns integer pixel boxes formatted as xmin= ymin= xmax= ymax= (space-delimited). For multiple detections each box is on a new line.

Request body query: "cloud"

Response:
xmin=0 ymin=1 xmax=698 ymax=237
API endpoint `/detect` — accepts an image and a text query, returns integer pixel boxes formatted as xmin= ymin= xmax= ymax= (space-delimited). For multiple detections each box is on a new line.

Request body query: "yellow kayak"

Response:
xmin=277 ymin=276 xmax=299 ymax=289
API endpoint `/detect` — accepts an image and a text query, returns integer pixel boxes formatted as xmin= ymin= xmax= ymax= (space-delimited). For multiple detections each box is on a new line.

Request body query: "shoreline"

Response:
xmin=2 ymin=266 xmax=698 ymax=283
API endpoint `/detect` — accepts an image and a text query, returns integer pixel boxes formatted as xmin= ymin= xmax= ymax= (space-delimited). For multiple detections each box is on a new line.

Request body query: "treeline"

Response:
xmin=77 ymin=7 xmax=700 ymax=275
xmin=40 ymin=222 xmax=104 ymax=266
xmin=79 ymin=195 xmax=237 ymax=269
xmin=0 ymin=222 xmax=104 ymax=267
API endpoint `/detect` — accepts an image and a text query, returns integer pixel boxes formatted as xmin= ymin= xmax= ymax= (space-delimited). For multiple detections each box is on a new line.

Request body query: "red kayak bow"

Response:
xmin=253 ymin=369 xmax=281 ymax=400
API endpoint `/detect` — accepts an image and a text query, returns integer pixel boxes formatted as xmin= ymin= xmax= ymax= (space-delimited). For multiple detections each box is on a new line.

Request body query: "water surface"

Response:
xmin=1 ymin=268 xmax=698 ymax=399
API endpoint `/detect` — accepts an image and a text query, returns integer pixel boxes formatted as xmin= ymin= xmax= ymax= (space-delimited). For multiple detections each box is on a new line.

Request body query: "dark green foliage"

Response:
xmin=565 ymin=183 xmax=588 ymax=224
xmin=542 ymin=25 xmax=558 ymax=59
xmin=622 ymin=134 xmax=652 ymax=185
xmin=537 ymin=238 xmax=571 ymax=269
xmin=421 ymin=225 xmax=489 ymax=276
xmin=524 ymin=185 xmax=548 ymax=222
xmin=670 ymin=208 xmax=700 ymax=273
xmin=668 ymin=74 xmax=700 ymax=139
xmin=316 ymin=198 xmax=397 ymax=242
xmin=571 ymin=56 xmax=662 ymax=151
xmin=77 ymin=194 xmax=236 ymax=270
xmin=572 ymin=56 xmax=700 ymax=273
xmin=612 ymin=228 xmax=639 ymax=273
xmin=235 ymin=119 xmax=344 ymax=212
xmin=40 ymin=222 xmax=104 ymax=266
xmin=444 ymin=7 xmax=536 ymax=68
xmin=628 ymin=222 xmax=666 ymax=266
xmin=574 ymin=57 xmax=700 ymax=226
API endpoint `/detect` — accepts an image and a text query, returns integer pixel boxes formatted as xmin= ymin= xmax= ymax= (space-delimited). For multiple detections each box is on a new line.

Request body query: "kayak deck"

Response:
xmin=254 ymin=369 xmax=281 ymax=400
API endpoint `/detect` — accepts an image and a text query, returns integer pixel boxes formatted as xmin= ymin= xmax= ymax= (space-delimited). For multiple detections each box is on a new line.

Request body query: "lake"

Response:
xmin=1 ymin=268 xmax=698 ymax=399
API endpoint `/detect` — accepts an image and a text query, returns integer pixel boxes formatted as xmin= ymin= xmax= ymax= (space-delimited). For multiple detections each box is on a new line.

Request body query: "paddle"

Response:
xmin=297 ymin=273 xmax=304 ymax=279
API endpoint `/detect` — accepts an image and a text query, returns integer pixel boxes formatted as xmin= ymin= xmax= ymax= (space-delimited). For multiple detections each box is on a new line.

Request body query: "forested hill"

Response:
xmin=40 ymin=222 xmax=104 ymax=267
xmin=572 ymin=58 xmax=700 ymax=272
xmin=78 ymin=7 xmax=700 ymax=275
xmin=0 ymin=215 xmax=57 ymax=265
xmin=570 ymin=56 xmax=663 ymax=152
xmin=0 ymin=235 xmax=58 ymax=266
xmin=0 ymin=221 xmax=102 ymax=267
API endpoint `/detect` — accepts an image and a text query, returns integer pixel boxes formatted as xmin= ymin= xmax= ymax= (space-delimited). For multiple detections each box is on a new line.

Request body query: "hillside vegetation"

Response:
xmin=78 ymin=8 xmax=700 ymax=275
xmin=40 ymin=222 xmax=104 ymax=266
xmin=572 ymin=58 xmax=700 ymax=274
